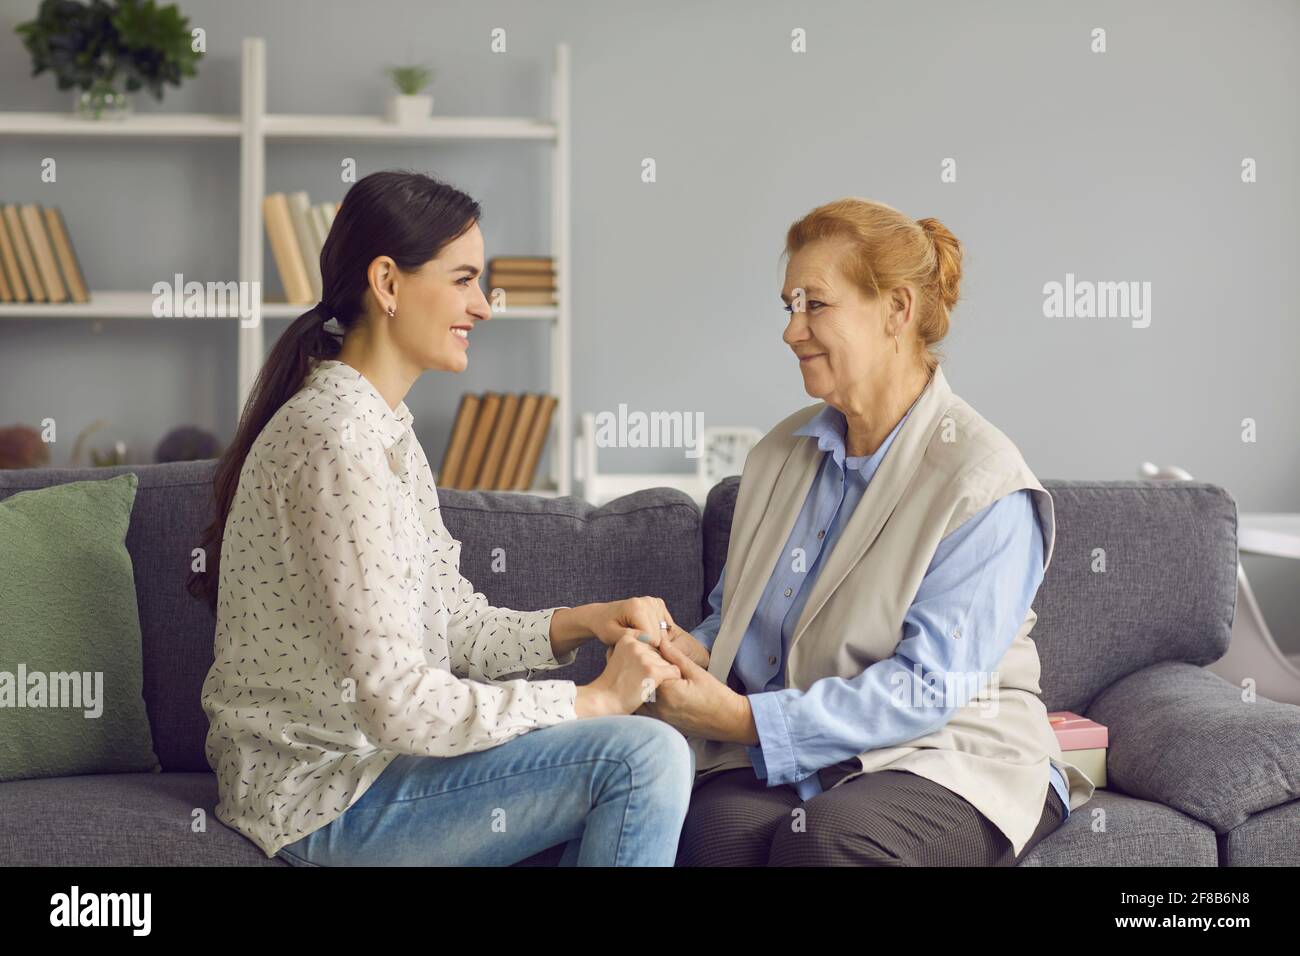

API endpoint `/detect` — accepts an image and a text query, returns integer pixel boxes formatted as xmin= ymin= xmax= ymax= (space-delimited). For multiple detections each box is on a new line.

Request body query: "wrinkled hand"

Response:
xmin=633 ymin=637 xmax=754 ymax=744
xmin=665 ymin=623 xmax=710 ymax=669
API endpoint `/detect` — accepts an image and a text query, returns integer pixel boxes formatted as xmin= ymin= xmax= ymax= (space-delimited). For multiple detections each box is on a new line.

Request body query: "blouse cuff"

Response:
xmin=519 ymin=606 xmax=579 ymax=673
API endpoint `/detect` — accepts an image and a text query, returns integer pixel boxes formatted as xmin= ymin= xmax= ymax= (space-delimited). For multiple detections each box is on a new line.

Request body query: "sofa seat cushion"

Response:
xmin=0 ymin=771 xmax=285 ymax=866
xmin=1087 ymin=662 xmax=1300 ymax=832
xmin=1017 ymin=790 xmax=1218 ymax=866
xmin=1217 ymin=799 xmax=1300 ymax=866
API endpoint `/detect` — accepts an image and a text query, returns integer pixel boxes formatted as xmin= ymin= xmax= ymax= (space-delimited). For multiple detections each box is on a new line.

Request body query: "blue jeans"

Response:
xmin=275 ymin=715 xmax=694 ymax=866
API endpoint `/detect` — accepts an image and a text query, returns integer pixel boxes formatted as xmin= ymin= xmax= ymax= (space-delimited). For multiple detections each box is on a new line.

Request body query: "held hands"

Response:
xmin=577 ymin=595 xmax=754 ymax=742
xmin=601 ymin=625 xmax=755 ymax=745
xmin=577 ymin=631 xmax=681 ymax=718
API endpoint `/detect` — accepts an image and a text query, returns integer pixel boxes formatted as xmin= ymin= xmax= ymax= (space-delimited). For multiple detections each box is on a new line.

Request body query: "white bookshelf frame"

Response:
xmin=0 ymin=37 xmax=573 ymax=497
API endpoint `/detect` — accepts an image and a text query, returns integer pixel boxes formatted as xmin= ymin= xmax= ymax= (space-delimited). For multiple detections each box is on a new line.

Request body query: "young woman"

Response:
xmin=189 ymin=170 xmax=695 ymax=866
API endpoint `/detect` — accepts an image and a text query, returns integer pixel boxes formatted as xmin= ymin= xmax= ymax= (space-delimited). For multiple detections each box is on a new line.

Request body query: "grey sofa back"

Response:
xmin=0 ymin=459 xmax=704 ymax=772
xmin=0 ymin=462 xmax=1238 ymax=773
xmin=701 ymin=477 xmax=1239 ymax=715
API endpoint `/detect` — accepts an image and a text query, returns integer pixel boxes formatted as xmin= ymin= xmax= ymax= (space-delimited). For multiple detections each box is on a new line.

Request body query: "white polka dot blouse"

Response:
xmin=200 ymin=357 xmax=578 ymax=858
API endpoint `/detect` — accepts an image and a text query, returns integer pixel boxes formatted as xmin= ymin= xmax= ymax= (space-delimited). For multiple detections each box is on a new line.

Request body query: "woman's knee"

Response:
xmin=767 ymin=801 xmax=901 ymax=866
xmin=607 ymin=715 xmax=694 ymax=802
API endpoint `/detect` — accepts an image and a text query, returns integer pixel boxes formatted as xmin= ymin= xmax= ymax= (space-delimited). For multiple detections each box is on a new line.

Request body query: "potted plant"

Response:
xmin=384 ymin=63 xmax=435 ymax=124
xmin=15 ymin=0 xmax=203 ymax=120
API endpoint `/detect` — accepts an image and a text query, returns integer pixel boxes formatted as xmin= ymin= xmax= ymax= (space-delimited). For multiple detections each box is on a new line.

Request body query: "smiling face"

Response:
xmin=387 ymin=222 xmax=491 ymax=373
xmin=781 ymin=237 xmax=895 ymax=409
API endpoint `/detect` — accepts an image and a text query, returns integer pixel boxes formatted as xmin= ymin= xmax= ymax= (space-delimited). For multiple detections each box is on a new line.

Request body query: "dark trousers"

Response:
xmin=676 ymin=767 xmax=1066 ymax=867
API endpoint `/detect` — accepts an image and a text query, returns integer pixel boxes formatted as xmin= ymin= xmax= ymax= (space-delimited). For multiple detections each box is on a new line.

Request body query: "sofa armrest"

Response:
xmin=1086 ymin=661 xmax=1300 ymax=832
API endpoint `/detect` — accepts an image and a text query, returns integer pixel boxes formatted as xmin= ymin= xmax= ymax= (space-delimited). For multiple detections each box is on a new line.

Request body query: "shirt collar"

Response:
xmin=303 ymin=358 xmax=414 ymax=452
xmin=793 ymin=393 xmax=920 ymax=475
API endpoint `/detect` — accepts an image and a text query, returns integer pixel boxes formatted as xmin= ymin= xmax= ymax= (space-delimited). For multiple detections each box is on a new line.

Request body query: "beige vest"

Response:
xmin=690 ymin=364 xmax=1096 ymax=856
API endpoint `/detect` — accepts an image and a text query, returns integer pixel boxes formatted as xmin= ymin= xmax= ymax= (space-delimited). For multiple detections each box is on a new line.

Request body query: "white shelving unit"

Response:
xmin=0 ymin=37 xmax=573 ymax=497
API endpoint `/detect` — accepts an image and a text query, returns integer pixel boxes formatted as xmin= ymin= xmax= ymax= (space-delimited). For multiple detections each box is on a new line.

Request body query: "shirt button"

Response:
xmin=784 ymin=587 xmax=793 ymax=597
xmin=768 ymin=655 xmax=778 ymax=666
xmin=953 ymin=627 xmax=962 ymax=639
xmin=817 ymin=530 xmax=825 ymax=539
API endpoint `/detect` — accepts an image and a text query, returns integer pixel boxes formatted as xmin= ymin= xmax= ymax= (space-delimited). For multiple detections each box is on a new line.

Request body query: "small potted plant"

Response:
xmin=384 ymin=63 xmax=435 ymax=124
xmin=15 ymin=0 xmax=203 ymax=120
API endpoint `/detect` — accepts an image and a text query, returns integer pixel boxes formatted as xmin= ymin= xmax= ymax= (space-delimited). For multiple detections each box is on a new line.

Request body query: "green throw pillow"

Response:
xmin=0 ymin=471 xmax=161 ymax=781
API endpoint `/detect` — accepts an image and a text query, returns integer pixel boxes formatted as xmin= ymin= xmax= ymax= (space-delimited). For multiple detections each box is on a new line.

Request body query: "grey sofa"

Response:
xmin=2 ymin=459 xmax=1297 ymax=867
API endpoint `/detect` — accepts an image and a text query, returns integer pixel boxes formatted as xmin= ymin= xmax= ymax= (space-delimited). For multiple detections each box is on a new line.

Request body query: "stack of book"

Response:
xmin=1048 ymin=711 xmax=1108 ymax=788
xmin=262 ymin=191 xmax=340 ymax=305
xmin=487 ymin=256 xmax=555 ymax=307
xmin=439 ymin=392 xmax=558 ymax=490
xmin=0 ymin=203 xmax=89 ymax=304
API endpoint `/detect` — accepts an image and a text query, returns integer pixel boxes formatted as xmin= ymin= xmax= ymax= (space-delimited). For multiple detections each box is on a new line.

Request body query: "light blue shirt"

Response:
xmin=692 ymin=396 xmax=1069 ymax=818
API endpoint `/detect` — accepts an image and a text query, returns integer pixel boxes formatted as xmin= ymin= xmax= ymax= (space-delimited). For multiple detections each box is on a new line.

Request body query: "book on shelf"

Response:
xmin=488 ymin=270 xmax=555 ymax=290
xmin=456 ymin=391 xmax=502 ymax=489
xmin=0 ymin=207 xmax=23 ymax=301
xmin=498 ymin=393 xmax=540 ymax=489
xmin=0 ymin=204 xmax=103 ymax=305
xmin=3 ymin=205 xmax=45 ymax=302
xmin=43 ymin=207 xmax=89 ymax=303
xmin=513 ymin=394 xmax=557 ymax=490
xmin=20 ymin=204 xmax=67 ymax=303
xmin=286 ymin=190 xmax=322 ymax=301
xmin=437 ymin=392 xmax=481 ymax=488
xmin=262 ymin=191 xmax=340 ymax=307
xmin=262 ymin=192 xmax=314 ymax=305
xmin=487 ymin=255 xmax=556 ymax=306
xmin=489 ymin=256 xmax=553 ymax=273
xmin=436 ymin=391 xmax=557 ymax=491
xmin=308 ymin=204 xmax=331 ymax=257
xmin=476 ymin=392 xmax=520 ymax=489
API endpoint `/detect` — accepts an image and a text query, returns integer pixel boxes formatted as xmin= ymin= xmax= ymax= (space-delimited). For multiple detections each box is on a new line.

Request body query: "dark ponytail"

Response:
xmin=188 ymin=170 xmax=482 ymax=611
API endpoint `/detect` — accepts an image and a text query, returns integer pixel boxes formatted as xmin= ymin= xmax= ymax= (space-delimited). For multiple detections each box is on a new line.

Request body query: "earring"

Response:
xmin=387 ymin=305 xmax=395 ymax=317
xmin=894 ymin=334 xmax=899 ymax=354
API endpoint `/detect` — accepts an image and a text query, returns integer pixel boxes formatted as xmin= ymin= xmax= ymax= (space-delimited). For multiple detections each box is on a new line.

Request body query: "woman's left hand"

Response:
xmin=585 ymin=596 xmax=677 ymax=650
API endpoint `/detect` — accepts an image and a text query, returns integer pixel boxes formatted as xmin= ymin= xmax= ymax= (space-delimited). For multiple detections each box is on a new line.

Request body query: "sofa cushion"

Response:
xmin=0 ymin=472 xmax=161 ymax=782
xmin=1017 ymin=789 xmax=1218 ymax=866
xmin=1 ymin=460 xmax=222 ymax=773
xmin=702 ymin=477 xmax=1239 ymax=713
xmin=1087 ymin=661 xmax=1300 ymax=833
xmin=0 ymin=771 xmax=285 ymax=866
xmin=439 ymin=485 xmax=704 ymax=686
xmin=1217 ymin=799 xmax=1300 ymax=866
xmin=1 ymin=460 xmax=706 ymax=772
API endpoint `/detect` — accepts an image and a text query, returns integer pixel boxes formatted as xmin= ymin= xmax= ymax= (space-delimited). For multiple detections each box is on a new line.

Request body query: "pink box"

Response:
xmin=1047 ymin=711 xmax=1108 ymax=750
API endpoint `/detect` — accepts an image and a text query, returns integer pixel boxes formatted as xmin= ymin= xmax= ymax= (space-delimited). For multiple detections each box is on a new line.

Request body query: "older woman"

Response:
xmin=647 ymin=198 xmax=1095 ymax=866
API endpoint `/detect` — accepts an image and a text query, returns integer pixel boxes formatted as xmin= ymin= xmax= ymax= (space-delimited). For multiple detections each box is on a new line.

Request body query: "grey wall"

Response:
xmin=1 ymin=0 xmax=1297 ymax=649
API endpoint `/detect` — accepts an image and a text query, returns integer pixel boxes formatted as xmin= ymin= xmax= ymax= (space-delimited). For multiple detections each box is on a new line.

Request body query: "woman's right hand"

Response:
xmin=575 ymin=631 xmax=681 ymax=718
